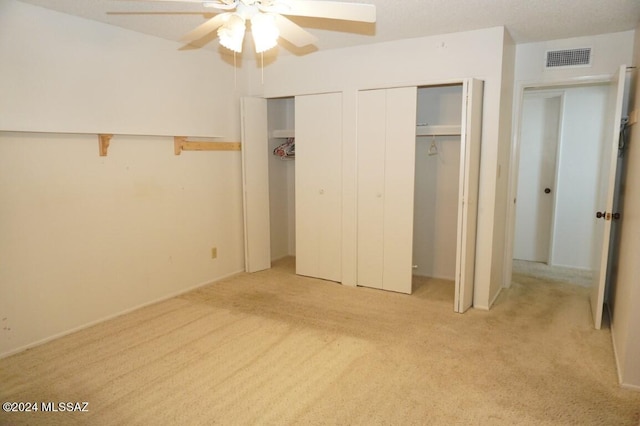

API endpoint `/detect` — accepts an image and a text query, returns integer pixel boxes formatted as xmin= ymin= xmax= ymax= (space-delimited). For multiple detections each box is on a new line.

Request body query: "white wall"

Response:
xmin=249 ymin=26 xmax=514 ymax=309
xmin=0 ymin=1 xmax=246 ymax=357
xmin=0 ymin=0 xmax=240 ymax=137
xmin=505 ymin=30 xmax=635 ymax=286
xmin=610 ymin=21 xmax=640 ymax=390
xmin=514 ymin=31 xmax=635 ymax=85
xmin=413 ymin=86 xmax=462 ymax=280
xmin=490 ymin=32 xmax=516 ymax=304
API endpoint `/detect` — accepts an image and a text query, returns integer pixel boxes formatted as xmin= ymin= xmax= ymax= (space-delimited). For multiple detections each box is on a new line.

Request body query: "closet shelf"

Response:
xmin=416 ymin=124 xmax=461 ymax=136
xmin=270 ymin=129 xmax=295 ymax=139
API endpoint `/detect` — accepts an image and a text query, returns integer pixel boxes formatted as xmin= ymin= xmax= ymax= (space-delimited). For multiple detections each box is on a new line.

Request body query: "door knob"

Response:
xmin=544 ymin=188 xmax=551 ymax=194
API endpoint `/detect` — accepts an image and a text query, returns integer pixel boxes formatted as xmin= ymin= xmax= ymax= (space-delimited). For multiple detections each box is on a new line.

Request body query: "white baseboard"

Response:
xmin=411 ymin=273 xmax=455 ymax=281
xmin=489 ymin=286 xmax=502 ymax=307
xmin=472 ymin=304 xmax=490 ymax=311
xmin=0 ymin=269 xmax=244 ymax=359
xmin=608 ymin=305 xmax=625 ymax=386
xmin=469 ymin=284 xmax=504 ymax=311
xmin=270 ymin=254 xmax=293 ymax=262
xmin=620 ymin=382 xmax=640 ymax=392
xmin=608 ymin=305 xmax=640 ymax=392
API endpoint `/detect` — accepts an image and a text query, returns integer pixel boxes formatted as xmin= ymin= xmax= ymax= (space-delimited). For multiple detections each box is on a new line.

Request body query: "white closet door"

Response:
xmin=382 ymin=87 xmax=418 ymax=293
xmin=455 ymin=79 xmax=484 ymax=312
xmin=356 ymin=90 xmax=386 ymax=289
xmin=357 ymin=87 xmax=417 ymax=294
xmin=240 ymin=97 xmax=271 ymax=272
xmin=295 ymin=92 xmax=342 ymax=282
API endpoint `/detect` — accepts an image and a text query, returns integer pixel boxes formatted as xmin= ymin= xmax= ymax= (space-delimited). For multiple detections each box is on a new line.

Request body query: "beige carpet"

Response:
xmin=512 ymin=259 xmax=592 ymax=287
xmin=1 ymin=257 xmax=638 ymax=425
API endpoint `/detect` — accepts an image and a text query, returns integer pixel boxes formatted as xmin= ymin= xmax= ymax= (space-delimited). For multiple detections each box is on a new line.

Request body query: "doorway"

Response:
xmin=513 ymin=91 xmax=562 ymax=264
xmin=510 ymin=82 xmax=611 ymax=285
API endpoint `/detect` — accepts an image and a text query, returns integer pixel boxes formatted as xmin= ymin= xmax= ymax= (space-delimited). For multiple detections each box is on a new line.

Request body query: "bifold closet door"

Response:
xmin=454 ymin=79 xmax=483 ymax=313
xmin=240 ymin=97 xmax=271 ymax=273
xmin=357 ymin=87 xmax=417 ymax=294
xmin=295 ymin=93 xmax=342 ymax=282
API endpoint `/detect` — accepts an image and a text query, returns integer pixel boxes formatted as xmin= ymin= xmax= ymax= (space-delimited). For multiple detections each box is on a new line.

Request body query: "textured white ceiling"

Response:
xmin=13 ymin=0 xmax=640 ymax=55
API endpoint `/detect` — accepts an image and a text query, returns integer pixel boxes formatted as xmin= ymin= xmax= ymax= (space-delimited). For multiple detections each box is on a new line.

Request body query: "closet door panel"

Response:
xmin=240 ymin=97 xmax=271 ymax=272
xmin=455 ymin=79 xmax=484 ymax=312
xmin=382 ymin=87 xmax=417 ymax=294
xmin=356 ymin=90 xmax=386 ymax=289
xmin=295 ymin=93 xmax=343 ymax=282
xmin=356 ymin=87 xmax=416 ymax=294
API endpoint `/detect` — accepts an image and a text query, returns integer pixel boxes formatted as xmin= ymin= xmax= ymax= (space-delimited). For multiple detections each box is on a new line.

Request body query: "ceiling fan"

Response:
xmin=118 ymin=0 xmax=376 ymax=53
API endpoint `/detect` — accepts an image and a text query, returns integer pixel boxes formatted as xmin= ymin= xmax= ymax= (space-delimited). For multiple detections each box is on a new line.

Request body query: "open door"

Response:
xmin=240 ymin=97 xmax=271 ymax=273
xmin=590 ymin=65 xmax=627 ymax=329
xmin=455 ymin=79 xmax=483 ymax=313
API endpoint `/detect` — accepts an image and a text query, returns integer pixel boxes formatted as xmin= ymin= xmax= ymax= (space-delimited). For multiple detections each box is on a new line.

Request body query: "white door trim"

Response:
xmin=503 ymin=74 xmax=621 ymax=289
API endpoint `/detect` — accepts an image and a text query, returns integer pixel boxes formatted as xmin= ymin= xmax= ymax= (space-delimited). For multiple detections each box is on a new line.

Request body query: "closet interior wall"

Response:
xmin=413 ymin=85 xmax=463 ymax=281
xmin=267 ymin=97 xmax=296 ymax=261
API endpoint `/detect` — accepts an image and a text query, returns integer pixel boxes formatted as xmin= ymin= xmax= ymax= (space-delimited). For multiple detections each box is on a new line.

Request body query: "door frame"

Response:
xmin=513 ymin=89 xmax=565 ymax=265
xmin=504 ymin=74 xmax=621 ymax=289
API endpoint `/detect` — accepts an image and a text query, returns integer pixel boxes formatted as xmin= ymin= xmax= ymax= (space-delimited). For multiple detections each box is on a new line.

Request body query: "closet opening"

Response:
xmin=267 ymin=97 xmax=296 ymax=266
xmin=242 ymin=93 xmax=343 ymax=280
xmin=412 ymin=84 xmax=464 ymax=303
xmin=355 ymin=80 xmax=481 ymax=311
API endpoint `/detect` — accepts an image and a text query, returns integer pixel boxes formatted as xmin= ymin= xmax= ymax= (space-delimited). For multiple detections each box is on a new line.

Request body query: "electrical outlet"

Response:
xmin=211 ymin=247 xmax=217 ymax=259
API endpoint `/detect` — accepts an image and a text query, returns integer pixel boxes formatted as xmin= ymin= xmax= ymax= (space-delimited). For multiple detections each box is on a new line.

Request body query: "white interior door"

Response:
xmin=513 ymin=93 xmax=562 ymax=263
xmin=357 ymin=87 xmax=417 ymax=294
xmin=454 ymin=79 xmax=483 ymax=313
xmin=295 ymin=92 xmax=342 ymax=282
xmin=240 ymin=97 xmax=271 ymax=272
xmin=590 ymin=65 xmax=627 ymax=329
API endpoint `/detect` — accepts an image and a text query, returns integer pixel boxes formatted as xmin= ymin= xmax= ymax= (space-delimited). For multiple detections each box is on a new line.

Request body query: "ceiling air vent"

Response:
xmin=545 ymin=48 xmax=592 ymax=68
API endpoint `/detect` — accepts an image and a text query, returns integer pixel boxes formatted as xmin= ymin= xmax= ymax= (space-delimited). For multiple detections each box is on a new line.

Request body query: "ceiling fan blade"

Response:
xmin=113 ymin=0 xmax=238 ymax=10
xmin=273 ymin=14 xmax=318 ymax=47
xmin=262 ymin=0 xmax=375 ymax=23
xmin=180 ymin=12 xmax=231 ymax=42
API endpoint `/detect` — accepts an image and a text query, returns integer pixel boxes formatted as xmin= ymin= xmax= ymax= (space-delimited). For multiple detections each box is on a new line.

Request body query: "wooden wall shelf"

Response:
xmin=98 ymin=134 xmax=113 ymax=157
xmin=1 ymin=131 xmax=242 ymax=156
xmin=92 ymin=133 xmax=240 ymax=156
xmin=173 ymin=137 xmax=241 ymax=155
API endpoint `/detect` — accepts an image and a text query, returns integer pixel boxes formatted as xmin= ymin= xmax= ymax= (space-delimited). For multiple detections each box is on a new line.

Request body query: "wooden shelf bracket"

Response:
xmin=98 ymin=134 xmax=113 ymax=157
xmin=173 ymin=136 xmax=241 ymax=155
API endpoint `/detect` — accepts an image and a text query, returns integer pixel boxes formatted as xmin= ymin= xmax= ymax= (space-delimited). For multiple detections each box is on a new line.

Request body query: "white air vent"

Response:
xmin=545 ymin=48 xmax=592 ymax=68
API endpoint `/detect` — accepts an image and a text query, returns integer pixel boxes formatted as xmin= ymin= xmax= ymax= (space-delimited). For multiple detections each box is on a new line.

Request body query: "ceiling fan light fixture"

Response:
xmin=251 ymin=13 xmax=279 ymax=53
xmin=218 ymin=13 xmax=246 ymax=53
